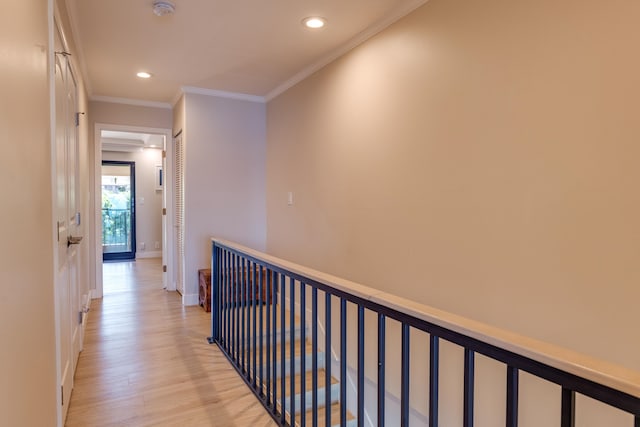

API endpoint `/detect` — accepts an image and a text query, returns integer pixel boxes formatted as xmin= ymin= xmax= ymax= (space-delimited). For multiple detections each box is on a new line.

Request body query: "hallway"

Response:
xmin=66 ymin=259 xmax=276 ymax=427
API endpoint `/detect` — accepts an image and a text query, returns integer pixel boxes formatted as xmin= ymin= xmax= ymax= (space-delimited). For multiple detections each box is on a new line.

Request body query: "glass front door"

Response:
xmin=102 ymin=161 xmax=136 ymax=261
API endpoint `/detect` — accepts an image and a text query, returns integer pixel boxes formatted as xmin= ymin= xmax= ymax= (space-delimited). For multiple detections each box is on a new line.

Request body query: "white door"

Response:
xmin=54 ymin=22 xmax=82 ymax=421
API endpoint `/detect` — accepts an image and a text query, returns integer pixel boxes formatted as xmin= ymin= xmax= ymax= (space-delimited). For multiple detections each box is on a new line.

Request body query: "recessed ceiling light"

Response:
xmin=303 ymin=17 xmax=326 ymax=29
xmin=137 ymin=71 xmax=152 ymax=79
xmin=152 ymin=0 xmax=175 ymax=16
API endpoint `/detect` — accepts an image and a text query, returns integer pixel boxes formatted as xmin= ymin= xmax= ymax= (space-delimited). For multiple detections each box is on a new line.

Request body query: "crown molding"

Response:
xmin=181 ymin=86 xmax=266 ymax=103
xmin=265 ymin=0 xmax=429 ymax=102
xmin=90 ymin=95 xmax=172 ymax=109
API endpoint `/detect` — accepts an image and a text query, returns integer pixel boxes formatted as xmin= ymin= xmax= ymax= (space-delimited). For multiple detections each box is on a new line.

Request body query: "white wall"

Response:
xmin=180 ymin=92 xmax=266 ymax=304
xmin=102 ymin=149 xmax=163 ymax=257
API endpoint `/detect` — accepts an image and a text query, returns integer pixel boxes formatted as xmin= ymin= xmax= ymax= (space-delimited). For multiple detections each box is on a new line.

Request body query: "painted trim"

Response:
xmin=265 ymin=0 xmax=429 ymax=102
xmin=181 ymin=86 xmax=266 ymax=103
xmin=50 ymin=3 xmax=63 ymax=426
xmin=136 ymin=251 xmax=162 ymax=259
xmin=63 ymin=0 xmax=93 ymax=97
xmin=94 ymin=123 xmax=175 ymax=298
xmin=182 ymin=293 xmax=200 ymax=306
xmin=90 ymin=95 xmax=172 ymax=109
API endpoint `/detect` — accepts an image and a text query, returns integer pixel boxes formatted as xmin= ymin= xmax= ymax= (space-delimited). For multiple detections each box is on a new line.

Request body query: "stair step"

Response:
xmin=268 ymin=351 xmax=326 ymax=378
xmin=300 ymin=402 xmax=356 ymax=427
xmin=282 ymin=382 xmax=340 ymax=414
xmin=227 ymin=305 xmax=357 ymax=427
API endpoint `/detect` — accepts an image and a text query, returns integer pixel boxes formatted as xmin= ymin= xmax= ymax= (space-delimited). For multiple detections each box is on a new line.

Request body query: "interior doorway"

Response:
xmin=101 ymin=161 xmax=136 ymax=261
xmin=93 ymin=123 xmax=175 ymax=299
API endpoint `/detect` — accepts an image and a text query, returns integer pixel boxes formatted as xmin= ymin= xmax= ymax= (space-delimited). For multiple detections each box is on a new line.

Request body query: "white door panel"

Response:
xmin=54 ymin=20 xmax=81 ymax=422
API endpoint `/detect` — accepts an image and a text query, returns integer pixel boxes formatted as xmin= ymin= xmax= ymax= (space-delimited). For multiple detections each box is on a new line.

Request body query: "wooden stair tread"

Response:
xmin=283 ymin=369 xmax=337 ymax=396
xmin=302 ymin=402 xmax=355 ymax=426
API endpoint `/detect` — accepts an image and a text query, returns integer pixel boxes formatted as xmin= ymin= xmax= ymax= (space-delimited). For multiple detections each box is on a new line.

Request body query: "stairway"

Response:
xmin=237 ymin=304 xmax=357 ymax=427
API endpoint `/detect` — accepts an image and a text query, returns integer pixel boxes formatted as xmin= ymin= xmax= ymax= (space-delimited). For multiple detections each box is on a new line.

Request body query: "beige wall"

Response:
xmin=182 ymin=93 xmax=266 ymax=303
xmin=267 ymin=0 xmax=640 ymax=379
xmin=103 ymin=149 xmax=164 ymax=257
xmin=90 ymin=101 xmax=172 ymax=130
xmin=0 ymin=1 xmax=90 ymax=425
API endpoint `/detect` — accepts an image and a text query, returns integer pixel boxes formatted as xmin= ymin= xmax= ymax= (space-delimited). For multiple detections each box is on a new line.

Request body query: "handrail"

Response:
xmin=209 ymin=237 xmax=640 ymax=426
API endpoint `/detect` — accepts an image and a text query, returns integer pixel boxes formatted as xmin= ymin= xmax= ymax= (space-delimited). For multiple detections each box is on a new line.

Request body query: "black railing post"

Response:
xmin=312 ymin=287 xmax=319 ymax=427
xmin=464 ymin=348 xmax=475 ymax=427
xmin=208 ymin=242 xmax=219 ymax=344
xmin=300 ymin=281 xmax=307 ymax=427
xmin=357 ymin=305 xmax=365 ymax=427
xmin=280 ymin=273 xmax=286 ymax=425
xmin=325 ymin=292 xmax=332 ymax=427
xmin=429 ymin=335 xmax=439 ymax=427
xmin=561 ymin=388 xmax=575 ymax=427
xmin=401 ymin=323 xmax=410 ymax=427
xmin=378 ymin=313 xmax=386 ymax=427
xmin=506 ymin=366 xmax=519 ymax=427
xmin=340 ymin=298 xmax=347 ymax=427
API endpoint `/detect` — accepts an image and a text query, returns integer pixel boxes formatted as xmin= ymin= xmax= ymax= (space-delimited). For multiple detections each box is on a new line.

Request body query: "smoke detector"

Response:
xmin=152 ymin=1 xmax=175 ymax=16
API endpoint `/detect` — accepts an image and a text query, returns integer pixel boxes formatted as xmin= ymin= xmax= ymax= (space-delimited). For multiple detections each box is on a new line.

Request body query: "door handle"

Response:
xmin=67 ymin=235 xmax=83 ymax=247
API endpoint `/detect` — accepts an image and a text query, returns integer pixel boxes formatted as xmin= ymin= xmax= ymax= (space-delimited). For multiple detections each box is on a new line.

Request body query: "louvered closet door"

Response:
xmin=174 ymin=133 xmax=185 ymax=295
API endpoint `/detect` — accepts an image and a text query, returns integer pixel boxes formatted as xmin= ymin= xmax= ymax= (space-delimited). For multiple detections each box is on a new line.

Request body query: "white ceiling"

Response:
xmin=101 ymin=130 xmax=165 ymax=152
xmin=65 ymin=0 xmax=427 ymax=104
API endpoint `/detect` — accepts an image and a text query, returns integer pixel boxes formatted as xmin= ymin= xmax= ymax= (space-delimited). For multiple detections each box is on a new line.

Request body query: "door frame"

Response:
xmin=101 ymin=160 xmax=136 ymax=261
xmin=93 ymin=123 xmax=175 ymax=298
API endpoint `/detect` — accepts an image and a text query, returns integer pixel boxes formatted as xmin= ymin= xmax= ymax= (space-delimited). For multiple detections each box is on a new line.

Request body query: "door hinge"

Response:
xmin=57 ymin=221 xmax=60 ymax=242
xmin=79 ymin=310 xmax=83 ymax=325
xmin=162 ymin=208 xmax=166 ymax=215
xmin=162 ymin=150 xmax=166 ymax=158
xmin=61 ymin=385 xmax=64 ymax=406
xmin=75 ymin=112 xmax=85 ymax=127
xmin=163 ymin=265 xmax=167 ymax=273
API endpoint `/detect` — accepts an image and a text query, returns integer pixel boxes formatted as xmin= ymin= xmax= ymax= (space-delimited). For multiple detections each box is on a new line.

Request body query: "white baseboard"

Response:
xmin=136 ymin=251 xmax=162 ymax=259
xmin=183 ymin=293 xmax=199 ymax=306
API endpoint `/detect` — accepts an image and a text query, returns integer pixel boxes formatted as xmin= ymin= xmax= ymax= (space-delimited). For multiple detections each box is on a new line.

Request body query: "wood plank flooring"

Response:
xmin=65 ymin=258 xmax=277 ymax=427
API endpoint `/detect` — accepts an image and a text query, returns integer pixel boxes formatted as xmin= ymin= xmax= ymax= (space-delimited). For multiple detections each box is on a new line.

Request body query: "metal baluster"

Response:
xmin=464 ymin=348 xmax=475 ymax=427
xmin=429 ymin=335 xmax=439 ymax=427
xmin=272 ymin=270 xmax=278 ymax=414
xmin=290 ymin=277 xmax=296 ymax=427
xmin=241 ymin=257 xmax=246 ymax=374
xmin=209 ymin=244 xmax=219 ymax=344
xmin=234 ymin=254 xmax=239 ymax=364
xmin=325 ymin=292 xmax=332 ymax=427
xmin=506 ymin=366 xmax=519 ymax=427
xmin=300 ymin=281 xmax=307 ymax=427
xmin=225 ymin=250 xmax=230 ymax=353
xmin=258 ymin=265 xmax=264 ymax=396
xmin=340 ymin=298 xmax=347 ymax=427
xmin=401 ymin=323 xmax=410 ymax=427
xmin=561 ymin=388 xmax=575 ymax=427
xmin=312 ymin=287 xmax=318 ymax=427
xmin=265 ymin=267 xmax=271 ymax=406
xmin=357 ymin=305 xmax=365 ymax=427
xmin=280 ymin=273 xmax=286 ymax=425
xmin=378 ymin=314 xmax=385 ymax=427
xmin=252 ymin=262 xmax=257 ymax=389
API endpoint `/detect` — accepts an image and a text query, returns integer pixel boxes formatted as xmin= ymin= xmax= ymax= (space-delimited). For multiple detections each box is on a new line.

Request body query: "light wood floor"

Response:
xmin=65 ymin=258 xmax=277 ymax=427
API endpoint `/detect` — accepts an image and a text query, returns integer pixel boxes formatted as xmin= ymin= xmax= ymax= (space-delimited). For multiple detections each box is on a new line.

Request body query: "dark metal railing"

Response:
xmin=101 ymin=208 xmax=131 ymax=248
xmin=208 ymin=238 xmax=640 ymax=427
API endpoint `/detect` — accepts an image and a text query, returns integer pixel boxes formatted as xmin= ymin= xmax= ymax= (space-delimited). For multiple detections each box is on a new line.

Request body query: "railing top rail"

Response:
xmin=211 ymin=237 xmax=640 ymax=400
